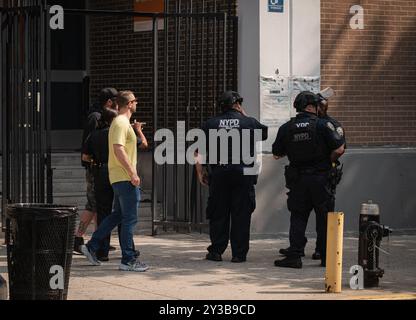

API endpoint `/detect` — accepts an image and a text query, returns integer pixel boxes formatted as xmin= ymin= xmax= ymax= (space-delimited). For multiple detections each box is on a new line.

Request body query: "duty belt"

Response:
xmin=296 ymin=167 xmax=329 ymax=175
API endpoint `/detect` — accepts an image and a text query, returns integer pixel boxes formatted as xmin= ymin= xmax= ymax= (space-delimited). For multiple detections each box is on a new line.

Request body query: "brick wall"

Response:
xmin=321 ymin=0 xmax=416 ymax=146
xmin=89 ymin=0 xmax=237 ymax=143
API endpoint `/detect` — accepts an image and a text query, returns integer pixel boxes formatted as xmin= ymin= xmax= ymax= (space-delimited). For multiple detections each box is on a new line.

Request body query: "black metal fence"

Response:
xmin=0 ymin=0 xmax=238 ymax=234
xmin=1 ymin=0 xmax=53 ymax=231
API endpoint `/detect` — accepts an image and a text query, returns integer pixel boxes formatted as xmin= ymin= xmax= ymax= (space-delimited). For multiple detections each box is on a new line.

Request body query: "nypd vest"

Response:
xmin=285 ymin=116 xmax=326 ymax=168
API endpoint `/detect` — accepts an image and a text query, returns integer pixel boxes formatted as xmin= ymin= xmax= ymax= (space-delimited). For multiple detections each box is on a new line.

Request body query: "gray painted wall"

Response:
xmin=238 ymin=0 xmax=260 ymax=119
xmin=139 ymin=148 xmax=416 ymax=234
xmin=252 ymin=148 xmax=416 ymax=235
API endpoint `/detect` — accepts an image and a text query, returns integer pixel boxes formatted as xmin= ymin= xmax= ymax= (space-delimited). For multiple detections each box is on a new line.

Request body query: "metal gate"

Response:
xmin=0 ymin=0 xmax=238 ymax=234
xmin=1 ymin=0 xmax=53 ymax=231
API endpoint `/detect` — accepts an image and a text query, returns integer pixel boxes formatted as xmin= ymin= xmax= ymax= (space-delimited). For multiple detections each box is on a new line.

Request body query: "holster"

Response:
xmin=284 ymin=165 xmax=299 ymax=189
xmin=329 ymin=163 xmax=343 ymax=192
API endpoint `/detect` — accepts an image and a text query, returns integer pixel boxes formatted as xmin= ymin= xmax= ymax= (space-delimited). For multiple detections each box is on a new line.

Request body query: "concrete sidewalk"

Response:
xmin=1 ymin=232 xmax=416 ymax=300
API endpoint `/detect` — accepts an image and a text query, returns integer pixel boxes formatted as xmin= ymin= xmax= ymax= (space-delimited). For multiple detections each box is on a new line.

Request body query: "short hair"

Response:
xmin=116 ymin=91 xmax=134 ymax=109
xmin=99 ymin=107 xmax=118 ymax=128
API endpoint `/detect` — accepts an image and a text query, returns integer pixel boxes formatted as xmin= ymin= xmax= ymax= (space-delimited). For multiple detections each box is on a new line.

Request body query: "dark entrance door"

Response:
xmin=49 ymin=0 xmax=87 ymax=151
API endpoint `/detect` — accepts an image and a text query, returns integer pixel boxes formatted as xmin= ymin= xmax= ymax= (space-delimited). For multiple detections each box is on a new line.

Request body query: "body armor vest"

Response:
xmin=286 ymin=116 xmax=326 ymax=168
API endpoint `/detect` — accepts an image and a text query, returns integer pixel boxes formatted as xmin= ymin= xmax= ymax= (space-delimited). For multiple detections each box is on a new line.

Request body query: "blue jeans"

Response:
xmin=88 ymin=181 xmax=141 ymax=264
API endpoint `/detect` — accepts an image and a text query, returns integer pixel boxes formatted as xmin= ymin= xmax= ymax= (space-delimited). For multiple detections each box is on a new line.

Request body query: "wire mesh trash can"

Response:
xmin=6 ymin=204 xmax=77 ymax=300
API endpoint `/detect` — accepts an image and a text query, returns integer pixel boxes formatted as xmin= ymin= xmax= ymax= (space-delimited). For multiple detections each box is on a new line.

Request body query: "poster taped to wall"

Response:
xmin=134 ymin=0 xmax=164 ymax=32
xmin=260 ymin=75 xmax=290 ymax=128
xmin=260 ymin=75 xmax=320 ymax=128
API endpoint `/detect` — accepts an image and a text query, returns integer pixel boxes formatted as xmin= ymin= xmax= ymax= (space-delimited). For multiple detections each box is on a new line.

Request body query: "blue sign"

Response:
xmin=268 ymin=0 xmax=284 ymax=13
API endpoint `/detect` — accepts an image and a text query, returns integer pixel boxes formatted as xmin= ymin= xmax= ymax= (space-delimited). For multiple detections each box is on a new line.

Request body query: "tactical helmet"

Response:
xmin=293 ymin=91 xmax=320 ymax=112
xmin=218 ymin=90 xmax=243 ymax=110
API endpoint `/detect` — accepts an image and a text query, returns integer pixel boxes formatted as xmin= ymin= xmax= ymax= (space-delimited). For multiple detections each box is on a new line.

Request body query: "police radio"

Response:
xmin=358 ymin=200 xmax=392 ymax=287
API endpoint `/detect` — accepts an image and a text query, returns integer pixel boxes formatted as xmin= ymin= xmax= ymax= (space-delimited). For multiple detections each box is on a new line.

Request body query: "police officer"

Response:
xmin=314 ymin=91 xmax=346 ymax=259
xmin=272 ymin=91 xmax=345 ymax=268
xmin=195 ymin=91 xmax=268 ymax=263
xmin=279 ymin=89 xmax=347 ymax=261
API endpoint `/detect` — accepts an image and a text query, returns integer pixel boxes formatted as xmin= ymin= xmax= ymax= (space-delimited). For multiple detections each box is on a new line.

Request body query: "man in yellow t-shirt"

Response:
xmin=81 ymin=91 xmax=149 ymax=272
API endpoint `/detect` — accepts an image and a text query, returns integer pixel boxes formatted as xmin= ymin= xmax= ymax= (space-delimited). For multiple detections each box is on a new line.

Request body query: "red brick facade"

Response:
xmin=321 ymin=0 xmax=416 ymax=146
xmin=89 ymin=0 xmax=237 ymax=143
xmin=88 ymin=0 xmax=416 ymax=147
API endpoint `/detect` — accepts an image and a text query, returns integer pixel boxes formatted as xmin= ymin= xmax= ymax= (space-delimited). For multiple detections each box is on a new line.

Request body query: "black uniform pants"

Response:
xmin=315 ymin=192 xmax=335 ymax=254
xmin=206 ymin=167 xmax=256 ymax=259
xmin=287 ymin=172 xmax=334 ymax=260
xmin=94 ymin=167 xmax=114 ymax=258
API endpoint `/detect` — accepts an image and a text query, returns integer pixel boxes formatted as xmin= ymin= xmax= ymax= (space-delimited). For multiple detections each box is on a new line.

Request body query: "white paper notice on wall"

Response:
xmin=260 ymin=75 xmax=320 ymax=128
xmin=260 ymin=75 xmax=290 ymax=128
xmin=291 ymin=76 xmax=320 ymax=94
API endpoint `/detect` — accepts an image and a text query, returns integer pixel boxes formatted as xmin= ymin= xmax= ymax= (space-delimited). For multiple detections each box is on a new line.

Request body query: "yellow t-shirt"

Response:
xmin=108 ymin=115 xmax=137 ymax=184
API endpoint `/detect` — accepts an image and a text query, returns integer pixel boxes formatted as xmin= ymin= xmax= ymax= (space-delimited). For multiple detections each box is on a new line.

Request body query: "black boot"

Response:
xmin=274 ymin=256 xmax=302 ymax=269
xmin=206 ymin=252 xmax=222 ymax=262
xmin=73 ymin=237 xmax=84 ymax=254
xmin=231 ymin=256 xmax=246 ymax=263
xmin=279 ymin=247 xmax=305 ymax=257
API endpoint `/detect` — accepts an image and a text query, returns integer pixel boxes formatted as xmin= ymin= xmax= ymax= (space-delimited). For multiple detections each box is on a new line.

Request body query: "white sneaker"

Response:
xmin=119 ymin=260 xmax=149 ymax=272
xmin=80 ymin=245 xmax=101 ymax=266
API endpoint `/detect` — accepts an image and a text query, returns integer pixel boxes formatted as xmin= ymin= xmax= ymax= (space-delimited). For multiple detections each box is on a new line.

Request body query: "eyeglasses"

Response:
xmin=128 ymin=99 xmax=137 ymax=104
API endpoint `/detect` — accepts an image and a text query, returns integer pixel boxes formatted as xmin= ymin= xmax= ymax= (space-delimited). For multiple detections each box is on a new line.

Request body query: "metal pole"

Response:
xmin=0 ymin=7 xmax=5 ymax=229
xmin=162 ymin=0 xmax=169 ymax=233
xmin=45 ymin=0 xmax=52 ymax=203
xmin=184 ymin=0 xmax=192 ymax=227
xmin=173 ymin=0 xmax=181 ymax=230
xmin=151 ymin=16 xmax=159 ymax=235
xmin=27 ymin=0 xmax=34 ymax=203
xmin=22 ymin=5 xmax=29 ymax=203
xmin=39 ymin=0 xmax=45 ymax=203
xmin=325 ymin=212 xmax=344 ymax=293
xmin=198 ymin=0 xmax=205 ymax=225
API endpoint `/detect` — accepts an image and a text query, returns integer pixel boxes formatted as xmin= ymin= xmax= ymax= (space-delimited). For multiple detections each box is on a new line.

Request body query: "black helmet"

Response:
xmin=293 ymin=91 xmax=320 ymax=112
xmin=218 ymin=90 xmax=243 ymax=110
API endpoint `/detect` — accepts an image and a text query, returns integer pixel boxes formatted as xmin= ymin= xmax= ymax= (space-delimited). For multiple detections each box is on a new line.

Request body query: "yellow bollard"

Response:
xmin=325 ymin=212 xmax=344 ymax=293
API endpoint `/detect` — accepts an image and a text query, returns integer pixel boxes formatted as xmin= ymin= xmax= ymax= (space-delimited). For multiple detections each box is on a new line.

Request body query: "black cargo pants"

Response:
xmin=286 ymin=171 xmax=334 ymax=260
xmin=206 ymin=166 xmax=256 ymax=259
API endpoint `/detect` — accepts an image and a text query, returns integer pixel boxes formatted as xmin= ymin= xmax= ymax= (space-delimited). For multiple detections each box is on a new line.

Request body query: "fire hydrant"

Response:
xmin=358 ymin=200 xmax=392 ymax=287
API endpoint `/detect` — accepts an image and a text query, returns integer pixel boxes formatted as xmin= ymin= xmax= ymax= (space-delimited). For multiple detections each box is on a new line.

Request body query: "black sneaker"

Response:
xmin=312 ymin=251 xmax=321 ymax=260
xmin=206 ymin=252 xmax=222 ymax=262
xmin=279 ymin=247 xmax=305 ymax=257
xmin=274 ymin=256 xmax=302 ymax=269
xmin=96 ymin=255 xmax=109 ymax=262
xmin=73 ymin=237 xmax=84 ymax=254
xmin=231 ymin=256 xmax=246 ymax=263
